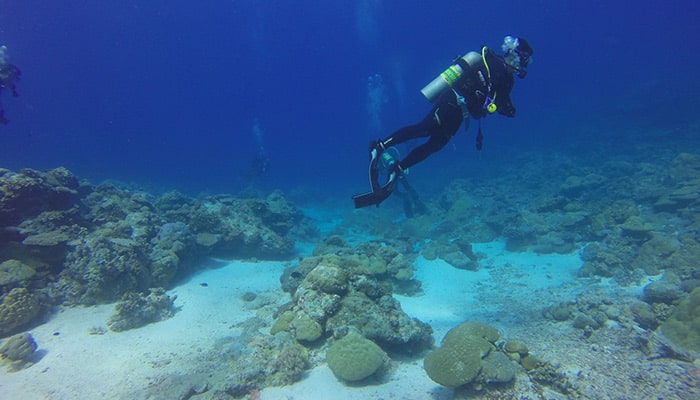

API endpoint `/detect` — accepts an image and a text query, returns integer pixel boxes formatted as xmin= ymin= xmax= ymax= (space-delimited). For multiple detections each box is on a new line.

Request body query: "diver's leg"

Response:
xmin=398 ymin=103 xmax=463 ymax=169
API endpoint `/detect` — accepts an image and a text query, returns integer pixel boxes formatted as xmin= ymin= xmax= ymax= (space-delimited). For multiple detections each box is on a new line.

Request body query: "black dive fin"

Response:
xmin=352 ymin=190 xmax=390 ymax=208
xmin=352 ymin=170 xmax=399 ymax=209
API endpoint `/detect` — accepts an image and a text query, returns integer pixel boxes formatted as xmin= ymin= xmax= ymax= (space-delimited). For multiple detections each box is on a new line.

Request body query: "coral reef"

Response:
xmin=0 ymin=167 xmax=81 ymax=226
xmin=106 ymin=287 xmax=177 ymax=332
xmin=0 ymin=167 xmax=312 ymax=331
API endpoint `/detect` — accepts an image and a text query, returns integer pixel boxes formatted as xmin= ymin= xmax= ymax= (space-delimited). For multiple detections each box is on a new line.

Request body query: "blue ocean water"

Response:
xmin=1 ymin=1 xmax=698 ymax=196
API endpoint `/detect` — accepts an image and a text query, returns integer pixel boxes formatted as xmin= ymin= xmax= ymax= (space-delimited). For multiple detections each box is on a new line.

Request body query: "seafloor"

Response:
xmin=1 ymin=123 xmax=700 ymax=399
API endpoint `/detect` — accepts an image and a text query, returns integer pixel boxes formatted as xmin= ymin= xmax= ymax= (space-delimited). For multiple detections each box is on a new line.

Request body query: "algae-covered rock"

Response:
xmin=620 ymin=216 xmax=654 ymax=239
xmin=0 ymin=332 xmax=38 ymax=371
xmin=304 ymin=264 xmax=348 ymax=295
xmin=291 ymin=312 xmax=323 ymax=342
xmin=107 ymin=287 xmax=176 ymax=332
xmin=0 ymin=259 xmax=36 ymax=287
xmin=631 ymin=301 xmax=659 ymax=330
xmin=520 ymin=355 xmax=544 ymax=371
xmin=643 ymin=280 xmax=684 ymax=305
xmin=504 ymin=340 xmax=529 ymax=356
xmin=325 ymin=292 xmax=433 ymax=352
xmin=0 ymin=288 xmax=41 ymax=336
xmin=543 ymin=303 xmax=573 ymax=321
xmin=58 ymin=235 xmax=151 ymax=305
xmin=660 ymin=287 xmax=700 ymax=353
xmin=270 ymin=310 xmax=295 ymax=335
xmin=326 ymin=331 xmax=386 ymax=382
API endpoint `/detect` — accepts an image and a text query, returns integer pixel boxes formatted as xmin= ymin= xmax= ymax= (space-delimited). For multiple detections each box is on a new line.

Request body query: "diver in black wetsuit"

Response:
xmin=0 ymin=45 xmax=21 ymax=125
xmin=353 ymin=36 xmax=533 ymax=208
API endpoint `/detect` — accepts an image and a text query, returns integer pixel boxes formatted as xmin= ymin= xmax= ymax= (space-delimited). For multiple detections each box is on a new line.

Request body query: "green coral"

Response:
xmin=424 ymin=335 xmax=490 ymax=387
xmin=423 ymin=321 xmax=504 ymax=388
xmin=661 ymin=287 xmax=700 ymax=353
xmin=443 ymin=321 xmax=500 ymax=346
xmin=0 ymin=288 xmax=41 ymax=336
xmin=326 ymin=332 xmax=386 ymax=382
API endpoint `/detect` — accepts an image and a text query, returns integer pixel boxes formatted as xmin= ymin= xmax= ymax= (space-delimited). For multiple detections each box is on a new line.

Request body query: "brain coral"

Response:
xmin=424 ymin=335 xmax=491 ymax=387
xmin=326 ymin=332 xmax=386 ymax=382
xmin=423 ymin=321 xmax=501 ymax=388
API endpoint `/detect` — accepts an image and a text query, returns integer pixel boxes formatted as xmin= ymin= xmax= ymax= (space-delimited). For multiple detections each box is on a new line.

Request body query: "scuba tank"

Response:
xmin=420 ymin=51 xmax=481 ymax=103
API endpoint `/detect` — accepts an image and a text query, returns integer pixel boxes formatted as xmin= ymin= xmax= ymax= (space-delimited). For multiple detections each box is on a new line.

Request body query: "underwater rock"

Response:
xmin=0 ymin=332 xmax=38 ymax=371
xmin=560 ymin=174 xmax=607 ymax=197
xmin=326 ymin=292 xmax=433 ymax=352
xmin=221 ymin=332 xmax=309 ymax=394
xmin=312 ymin=235 xmax=353 ymax=257
xmin=620 ymin=216 xmax=655 ymax=240
xmin=572 ymin=313 xmax=601 ymax=330
xmin=304 ymin=264 xmax=348 ymax=295
xmin=281 ymin=240 xmax=431 ymax=355
xmin=504 ymin=340 xmax=529 ymax=356
xmin=643 ymin=280 xmax=684 ymax=305
xmin=293 ymin=283 xmax=341 ymax=324
xmin=107 ymin=287 xmax=176 ymax=332
xmin=630 ymin=302 xmax=659 ymax=330
xmin=543 ymin=303 xmax=573 ymax=322
xmin=422 ymin=239 xmax=479 ymax=270
xmin=660 ymin=287 xmax=700 ymax=353
xmin=187 ymin=195 xmax=298 ymax=259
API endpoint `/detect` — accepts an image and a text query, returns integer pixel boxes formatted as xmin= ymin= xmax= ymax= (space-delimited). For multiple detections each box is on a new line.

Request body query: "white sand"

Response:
xmin=0 ymin=243 xmax=588 ymax=400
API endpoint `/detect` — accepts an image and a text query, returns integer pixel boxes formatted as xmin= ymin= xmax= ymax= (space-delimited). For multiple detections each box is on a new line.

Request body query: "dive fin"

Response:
xmin=352 ymin=170 xmax=399 ymax=209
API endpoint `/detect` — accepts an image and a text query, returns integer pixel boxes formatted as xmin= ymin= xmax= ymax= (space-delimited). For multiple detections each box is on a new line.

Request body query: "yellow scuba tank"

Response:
xmin=421 ymin=51 xmax=481 ymax=103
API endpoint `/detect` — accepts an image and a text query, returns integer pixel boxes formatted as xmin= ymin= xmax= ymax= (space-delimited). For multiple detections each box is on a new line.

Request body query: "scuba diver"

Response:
xmin=0 ymin=45 xmax=21 ymax=125
xmin=353 ymin=36 xmax=533 ymax=208
xmin=251 ymin=151 xmax=270 ymax=177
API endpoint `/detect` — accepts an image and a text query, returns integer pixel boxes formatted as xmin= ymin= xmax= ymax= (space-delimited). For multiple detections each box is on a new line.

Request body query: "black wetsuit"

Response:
xmin=385 ymin=48 xmax=516 ymax=170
